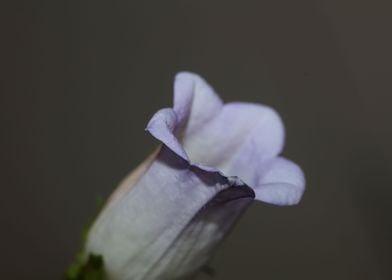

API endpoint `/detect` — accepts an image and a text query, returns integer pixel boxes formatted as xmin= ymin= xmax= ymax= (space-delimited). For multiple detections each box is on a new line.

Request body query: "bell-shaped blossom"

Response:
xmin=86 ymin=72 xmax=305 ymax=279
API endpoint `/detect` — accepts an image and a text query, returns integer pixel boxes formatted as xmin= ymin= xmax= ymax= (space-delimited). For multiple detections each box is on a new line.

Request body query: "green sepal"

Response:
xmin=65 ymin=253 xmax=105 ymax=280
xmin=65 ymin=197 xmax=105 ymax=280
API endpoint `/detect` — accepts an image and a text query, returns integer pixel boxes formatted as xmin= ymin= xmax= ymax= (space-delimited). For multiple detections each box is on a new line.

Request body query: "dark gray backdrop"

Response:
xmin=2 ymin=1 xmax=391 ymax=279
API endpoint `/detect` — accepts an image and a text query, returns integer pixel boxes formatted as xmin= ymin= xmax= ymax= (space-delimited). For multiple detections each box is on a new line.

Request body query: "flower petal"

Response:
xmin=86 ymin=147 xmax=254 ymax=279
xmin=147 ymin=72 xmax=225 ymax=163
xmin=173 ymin=72 xmax=223 ymax=133
xmin=146 ymin=108 xmax=189 ymax=161
xmin=252 ymin=157 xmax=305 ymax=205
xmin=148 ymin=73 xmax=293 ymax=207
xmin=144 ymin=184 xmax=254 ymax=279
xmin=182 ymin=102 xmax=285 ymax=175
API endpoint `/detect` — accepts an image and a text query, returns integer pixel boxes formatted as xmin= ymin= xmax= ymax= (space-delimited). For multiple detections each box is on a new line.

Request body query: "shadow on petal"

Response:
xmin=143 ymin=183 xmax=255 ymax=279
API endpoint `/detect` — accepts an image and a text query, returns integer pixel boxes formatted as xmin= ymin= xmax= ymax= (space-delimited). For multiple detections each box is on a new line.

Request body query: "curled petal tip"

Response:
xmin=254 ymin=157 xmax=305 ymax=205
xmin=146 ymin=108 xmax=189 ymax=161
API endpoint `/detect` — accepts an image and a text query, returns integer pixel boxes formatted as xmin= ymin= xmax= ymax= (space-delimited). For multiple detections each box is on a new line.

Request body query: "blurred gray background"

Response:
xmin=2 ymin=1 xmax=391 ymax=279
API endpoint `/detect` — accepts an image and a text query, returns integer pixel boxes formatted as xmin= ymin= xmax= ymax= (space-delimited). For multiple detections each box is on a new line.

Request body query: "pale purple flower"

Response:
xmin=86 ymin=72 xmax=305 ymax=279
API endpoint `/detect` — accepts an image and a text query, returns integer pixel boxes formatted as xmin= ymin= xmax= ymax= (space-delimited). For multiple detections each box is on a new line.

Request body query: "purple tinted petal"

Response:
xmin=147 ymin=72 xmax=224 ymax=162
xmin=86 ymin=147 xmax=253 ymax=279
xmin=174 ymin=72 xmax=223 ymax=134
xmin=146 ymin=72 xmax=303 ymax=207
xmin=145 ymin=184 xmax=254 ymax=278
xmin=146 ymin=108 xmax=189 ymax=161
xmin=183 ymin=102 xmax=285 ymax=173
xmin=253 ymin=157 xmax=305 ymax=205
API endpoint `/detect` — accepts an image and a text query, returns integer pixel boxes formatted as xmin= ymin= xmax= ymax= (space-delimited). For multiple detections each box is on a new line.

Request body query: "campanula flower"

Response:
xmin=85 ymin=72 xmax=305 ymax=279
